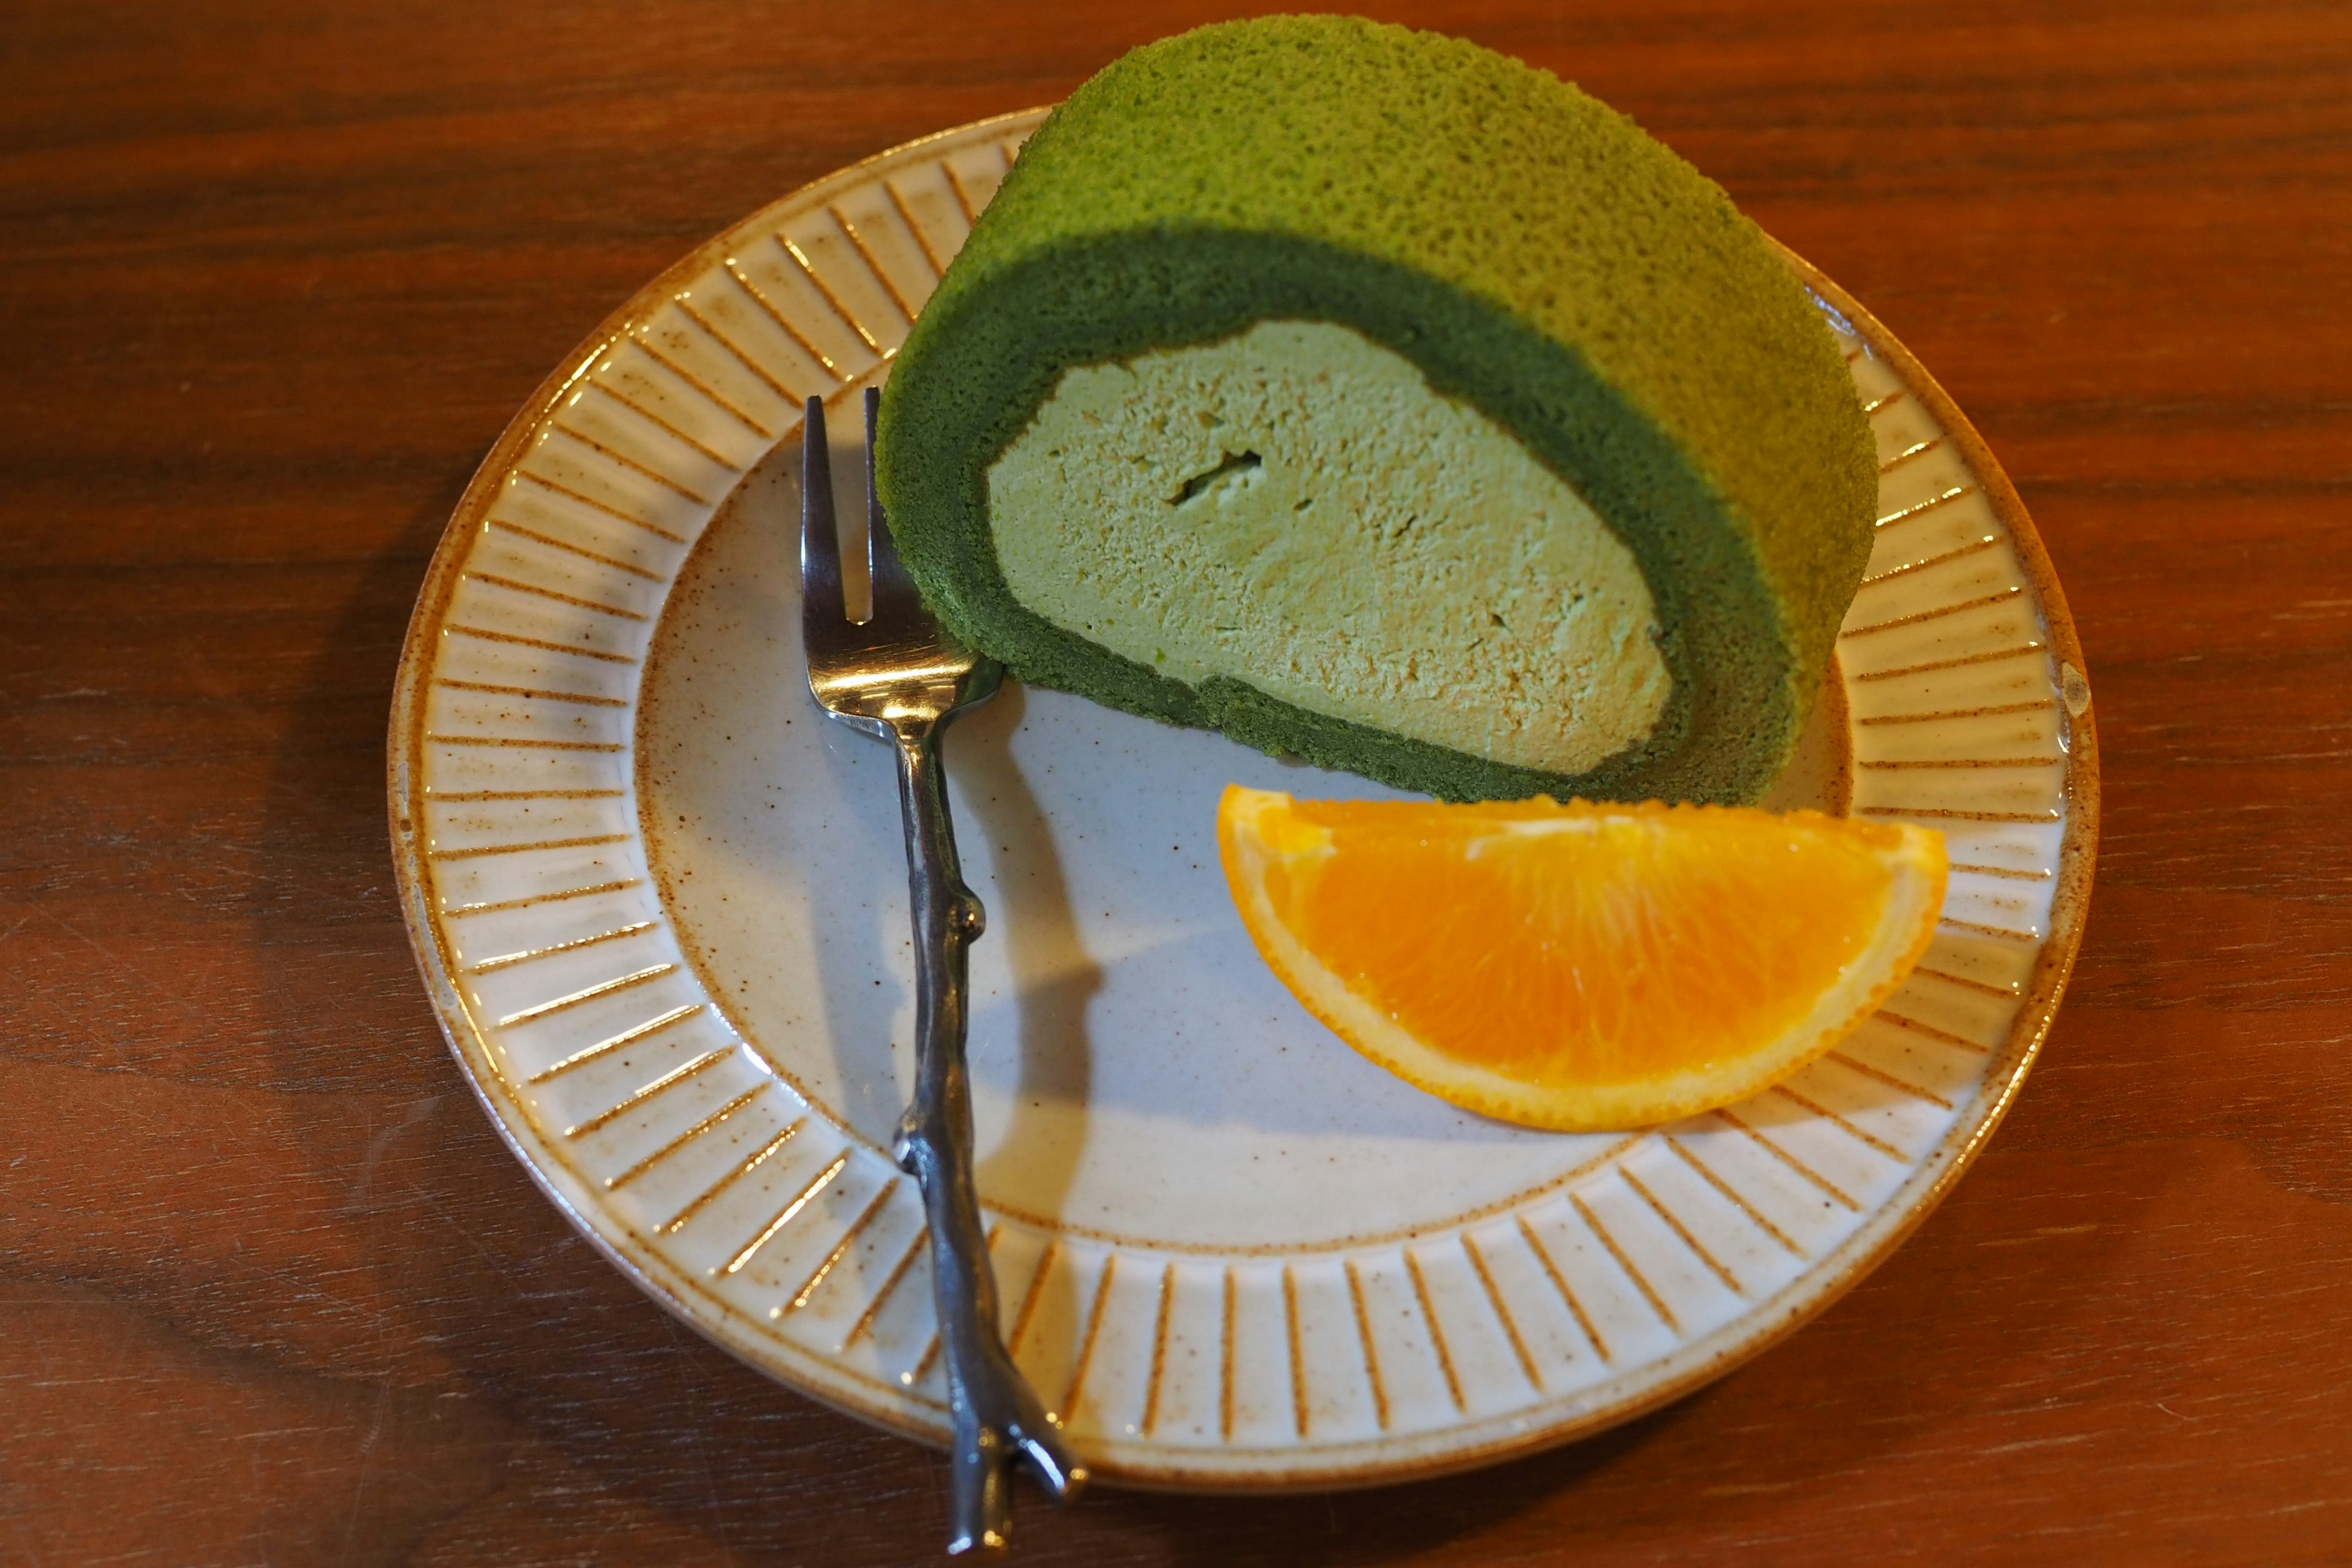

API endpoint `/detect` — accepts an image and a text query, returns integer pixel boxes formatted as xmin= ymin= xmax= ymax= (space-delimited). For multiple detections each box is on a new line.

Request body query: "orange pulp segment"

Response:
xmin=1218 ymin=786 xmax=1948 ymax=1131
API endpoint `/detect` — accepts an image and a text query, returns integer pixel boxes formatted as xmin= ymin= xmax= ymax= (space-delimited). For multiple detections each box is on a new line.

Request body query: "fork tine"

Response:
xmin=864 ymin=386 xmax=924 ymax=623
xmin=801 ymin=396 xmax=848 ymax=628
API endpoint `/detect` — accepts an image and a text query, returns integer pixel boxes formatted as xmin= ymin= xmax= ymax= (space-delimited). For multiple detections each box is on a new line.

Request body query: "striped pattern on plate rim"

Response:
xmin=386 ymin=108 xmax=2097 ymax=1488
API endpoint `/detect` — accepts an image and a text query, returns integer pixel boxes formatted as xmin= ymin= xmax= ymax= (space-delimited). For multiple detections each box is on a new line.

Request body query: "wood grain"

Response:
xmin=4 ymin=0 xmax=2349 ymax=1561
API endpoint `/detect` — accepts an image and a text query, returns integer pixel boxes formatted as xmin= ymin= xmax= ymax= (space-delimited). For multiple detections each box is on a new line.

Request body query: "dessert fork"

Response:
xmin=799 ymin=390 xmax=1086 ymax=1553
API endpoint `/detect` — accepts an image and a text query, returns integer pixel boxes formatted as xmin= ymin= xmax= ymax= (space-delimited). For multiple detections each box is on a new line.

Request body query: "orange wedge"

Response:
xmin=1218 ymin=786 xmax=1948 ymax=1131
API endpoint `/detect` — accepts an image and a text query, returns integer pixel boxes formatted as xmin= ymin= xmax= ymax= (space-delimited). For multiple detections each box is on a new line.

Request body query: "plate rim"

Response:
xmin=385 ymin=108 xmax=1058 ymax=1457
xmin=385 ymin=110 xmax=2100 ymax=1492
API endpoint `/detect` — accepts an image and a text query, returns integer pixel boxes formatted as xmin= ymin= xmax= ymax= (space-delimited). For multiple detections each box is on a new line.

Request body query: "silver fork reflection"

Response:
xmin=799 ymin=389 xmax=1085 ymax=1553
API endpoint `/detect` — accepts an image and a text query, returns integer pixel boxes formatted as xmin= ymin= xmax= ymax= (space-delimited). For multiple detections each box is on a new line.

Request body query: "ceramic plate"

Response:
xmin=388 ymin=109 xmax=2098 ymax=1490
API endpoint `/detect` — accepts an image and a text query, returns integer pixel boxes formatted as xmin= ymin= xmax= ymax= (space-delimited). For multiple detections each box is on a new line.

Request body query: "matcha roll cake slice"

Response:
xmin=876 ymin=15 xmax=1875 ymax=805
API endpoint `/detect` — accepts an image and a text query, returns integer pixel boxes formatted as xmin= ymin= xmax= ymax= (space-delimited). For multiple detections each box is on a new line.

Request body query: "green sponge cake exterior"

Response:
xmin=876 ymin=15 xmax=1875 ymax=804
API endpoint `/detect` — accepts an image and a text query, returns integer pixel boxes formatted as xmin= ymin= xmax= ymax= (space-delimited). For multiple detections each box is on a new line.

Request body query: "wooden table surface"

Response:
xmin=7 ymin=0 xmax=2350 ymax=1561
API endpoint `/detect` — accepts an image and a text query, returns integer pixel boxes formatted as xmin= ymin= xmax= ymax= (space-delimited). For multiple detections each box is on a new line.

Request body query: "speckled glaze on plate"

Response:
xmin=386 ymin=108 xmax=2097 ymax=1491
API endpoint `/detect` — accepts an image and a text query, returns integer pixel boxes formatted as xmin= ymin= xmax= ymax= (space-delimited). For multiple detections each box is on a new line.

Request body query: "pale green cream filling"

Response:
xmin=988 ymin=320 xmax=1670 ymax=775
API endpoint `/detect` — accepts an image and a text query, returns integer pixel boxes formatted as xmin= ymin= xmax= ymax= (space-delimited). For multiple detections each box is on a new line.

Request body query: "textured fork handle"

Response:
xmin=886 ymin=722 xmax=1087 ymax=1554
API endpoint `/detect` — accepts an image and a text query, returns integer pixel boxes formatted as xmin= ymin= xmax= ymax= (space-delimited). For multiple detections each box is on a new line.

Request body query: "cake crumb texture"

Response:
xmin=879 ymin=14 xmax=1876 ymax=804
